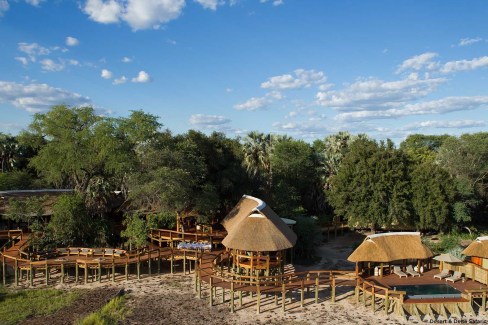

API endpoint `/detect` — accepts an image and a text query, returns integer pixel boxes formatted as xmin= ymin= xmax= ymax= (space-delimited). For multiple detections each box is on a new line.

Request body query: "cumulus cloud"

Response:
xmin=440 ymin=56 xmax=488 ymax=73
xmin=83 ymin=0 xmax=122 ymax=24
xmin=316 ymin=74 xmax=446 ymax=110
xmin=396 ymin=52 xmax=439 ymax=73
xmin=83 ymin=0 xmax=185 ymax=30
xmin=113 ymin=76 xmax=127 ymax=85
xmin=24 ymin=0 xmax=45 ymax=5
xmin=65 ymin=36 xmax=79 ymax=46
xmin=0 ymin=0 xmax=9 ymax=17
xmin=189 ymin=114 xmax=231 ymax=125
xmin=131 ymin=70 xmax=151 ymax=83
xmin=335 ymin=96 xmax=488 ymax=122
xmin=15 ymin=57 xmax=29 ymax=65
xmin=261 ymin=69 xmax=326 ymax=90
xmin=101 ymin=69 xmax=113 ymax=79
xmin=260 ymin=0 xmax=284 ymax=6
xmin=122 ymin=56 xmax=132 ymax=63
xmin=458 ymin=37 xmax=482 ymax=47
xmin=0 ymin=80 xmax=91 ymax=113
xmin=40 ymin=59 xmax=65 ymax=71
xmin=195 ymin=0 xmax=223 ymax=10
xmin=18 ymin=42 xmax=50 ymax=62
xmin=234 ymin=91 xmax=283 ymax=111
xmin=402 ymin=119 xmax=486 ymax=131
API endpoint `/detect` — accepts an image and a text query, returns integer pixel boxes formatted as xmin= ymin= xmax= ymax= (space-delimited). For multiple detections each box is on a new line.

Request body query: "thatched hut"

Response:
xmin=463 ymin=236 xmax=488 ymax=268
xmin=221 ymin=195 xmax=297 ymax=275
xmin=348 ymin=232 xmax=433 ymax=276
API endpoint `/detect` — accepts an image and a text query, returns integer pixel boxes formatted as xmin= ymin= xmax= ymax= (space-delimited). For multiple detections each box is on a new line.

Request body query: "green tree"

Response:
xmin=400 ymin=134 xmax=452 ymax=164
xmin=121 ymin=213 xmax=148 ymax=250
xmin=328 ymin=138 xmax=412 ymax=231
xmin=411 ymin=162 xmax=456 ymax=231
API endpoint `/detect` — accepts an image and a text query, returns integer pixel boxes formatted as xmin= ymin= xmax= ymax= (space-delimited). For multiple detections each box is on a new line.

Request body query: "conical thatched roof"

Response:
xmin=221 ymin=195 xmax=266 ymax=232
xmin=222 ymin=212 xmax=297 ymax=252
xmin=347 ymin=232 xmax=433 ymax=263
xmin=462 ymin=236 xmax=488 ymax=258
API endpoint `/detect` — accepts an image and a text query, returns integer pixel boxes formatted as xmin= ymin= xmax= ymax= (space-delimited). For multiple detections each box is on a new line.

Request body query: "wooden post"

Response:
xmin=315 ymin=276 xmax=319 ymax=304
xmin=282 ymin=283 xmax=286 ymax=312
xmin=14 ymin=259 xmax=18 ymax=286
xmin=157 ymin=249 xmax=161 ymax=274
xmin=331 ymin=276 xmax=336 ymax=303
xmin=230 ymin=282 xmax=235 ymax=313
xmin=256 ymin=284 xmax=261 ymax=314
xmin=84 ymin=265 xmax=88 ymax=284
xmin=482 ymin=291 xmax=487 ymax=312
xmin=98 ymin=262 xmax=102 ymax=283
xmin=371 ymin=286 xmax=375 ymax=312
xmin=209 ymin=277 xmax=214 ymax=306
xmin=2 ymin=255 xmax=6 ymax=285
xmin=45 ymin=260 xmax=49 ymax=285
xmin=239 ymin=290 xmax=243 ymax=306
xmin=363 ymin=282 xmax=366 ymax=305
xmin=137 ymin=254 xmax=141 ymax=279
xmin=75 ymin=263 xmax=79 ymax=283
xmin=222 ymin=286 xmax=225 ymax=303
xmin=125 ymin=262 xmax=129 ymax=281
xmin=384 ymin=289 xmax=389 ymax=314
xmin=170 ymin=254 xmax=174 ymax=274
xmin=148 ymin=250 xmax=152 ymax=276
xmin=300 ymin=278 xmax=305 ymax=307
xmin=60 ymin=262 xmax=65 ymax=284
xmin=30 ymin=265 xmax=34 ymax=286
xmin=183 ymin=251 xmax=186 ymax=274
xmin=112 ymin=263 xmax=115 ymax=282
xmin=380 ymin=263 xmax=383 ymax=277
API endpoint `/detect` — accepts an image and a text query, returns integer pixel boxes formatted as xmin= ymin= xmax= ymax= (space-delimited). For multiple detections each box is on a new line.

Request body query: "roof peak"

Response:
xmin=367 ymin=232 xmax=420 ymax=240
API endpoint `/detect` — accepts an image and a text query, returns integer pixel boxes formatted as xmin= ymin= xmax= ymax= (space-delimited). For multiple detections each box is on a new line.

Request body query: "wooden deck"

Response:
xmin=365 ymin=268 xmax=488 ymax=293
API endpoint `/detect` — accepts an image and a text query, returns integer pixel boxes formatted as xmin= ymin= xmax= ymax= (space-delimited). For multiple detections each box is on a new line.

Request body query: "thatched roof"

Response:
xmin=462 ymin=236 xmax=488 ymax=258
xmin=347 ymin=232 xmax=433 ymax=263
xmin=221 ymin=195 xmax=266 ymax=232
xmin=222 ymin=212 xmax=297 ymax=252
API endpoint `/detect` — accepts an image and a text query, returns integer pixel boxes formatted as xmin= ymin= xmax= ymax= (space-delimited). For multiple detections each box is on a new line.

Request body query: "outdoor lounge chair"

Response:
xmin=433 ymin=269 xmax=451 ymax=280
xmin=393 ymin=266 xmax=407 ymax=278
xmin=446 ymin=271 xmax=462 ymax=283
xmin=406 ymin=265 xmax=421 ymax=277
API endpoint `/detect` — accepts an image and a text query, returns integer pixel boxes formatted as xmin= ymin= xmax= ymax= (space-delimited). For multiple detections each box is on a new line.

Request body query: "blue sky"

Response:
xmin=1 ymin=0 xmax=487 ymax=142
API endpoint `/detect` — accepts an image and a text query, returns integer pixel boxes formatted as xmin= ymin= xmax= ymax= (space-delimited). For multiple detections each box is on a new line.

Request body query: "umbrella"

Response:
xmin=433 ymin=253 xmax=464 ymax=263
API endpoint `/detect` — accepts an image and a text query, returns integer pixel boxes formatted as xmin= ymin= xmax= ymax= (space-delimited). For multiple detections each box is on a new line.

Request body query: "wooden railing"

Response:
xmin=149 ymin=229 xmax=226 ymax=247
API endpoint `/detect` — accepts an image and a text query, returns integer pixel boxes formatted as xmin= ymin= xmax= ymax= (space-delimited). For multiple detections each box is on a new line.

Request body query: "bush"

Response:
xmin=293 ymin=216 xmax=321 ymax=262
xmin=0 ymin=171 xmax=33 ymax=190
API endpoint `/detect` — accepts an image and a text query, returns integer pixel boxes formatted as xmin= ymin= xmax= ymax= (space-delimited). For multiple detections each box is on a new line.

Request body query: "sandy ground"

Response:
xmin=17 ymin=232 xmax=488 ymax=324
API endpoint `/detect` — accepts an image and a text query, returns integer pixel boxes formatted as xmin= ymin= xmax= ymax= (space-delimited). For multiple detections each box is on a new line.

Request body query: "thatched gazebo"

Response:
xmin=348 ymin=232 xmax=433 ymax=277
xmin=463 ymin=236 xmax=488 ymax=268
xmin=221 ymin=195 xmax=297 ymax=276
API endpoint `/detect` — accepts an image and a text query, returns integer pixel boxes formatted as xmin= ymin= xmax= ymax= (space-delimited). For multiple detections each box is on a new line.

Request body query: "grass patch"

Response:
xmin=75 ymin=296 xmax=128 ymax=325
xmin=0 ymin=288 xmax=80 ymax=325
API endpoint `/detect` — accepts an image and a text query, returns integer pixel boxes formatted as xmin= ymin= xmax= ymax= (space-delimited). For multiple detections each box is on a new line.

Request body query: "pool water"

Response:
xmin=393 ymin=284 xmax=462 ymax=299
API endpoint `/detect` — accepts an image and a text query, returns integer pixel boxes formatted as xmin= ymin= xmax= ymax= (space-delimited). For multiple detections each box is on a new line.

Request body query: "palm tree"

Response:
xmin=0 ymin=134 xmax=19 ymax=172
xmin=242 ymin=131 xmax=273 ymax=177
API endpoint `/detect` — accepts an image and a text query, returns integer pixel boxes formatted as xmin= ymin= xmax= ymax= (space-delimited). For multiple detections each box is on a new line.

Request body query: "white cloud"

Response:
xmin=40 ymin=59 xmax=65 ymax=71
xmin=234 ymin=91 xmax=283 ymax=111
xmin=131 ymin=70 xmax=151 ymax=83
xmin=189 ymin=114 xmax=231 ymax=125
xmin=25 ymin=0 xmax=45 ymax=5
xmin=15 ymin=57 xmax=28 ymax=65
xmin=272 ymin=121 xmax=327 ymax=137
xmin=260 ymin=0 xmax=284 ymax=6
xmin=101 ymin=69 xmax=113 ymax=79
xmin=122 ymin=56 xmax=132 ymax=63
xmin=65 ymin=36 xmax=79 ymax=46
xmin=458 ymin=37 xmax=482 ymax=47
xmin=402 ymin=119 xmax=486 ymax=131
xmin=18 ymin=42 xmax=50 ymax=62
xmin=83 ymin=0 xmax=122 ymax=24
xmin=123 ymin=0 xmax=185 ymax=30
xmin=113 ymin=76 xmax=127 ymax=85
xmin=441 ymin=56 xmax=488 ymax=73
xmin=261 ymin=69 xmax=326 ymax=90
xmin=0 ymin=80 xmax=91 ymax=113
xmin=0 ymin=0 xmax=9 ymax=17
xmin=83 ymin=0 xmax=186 ymax=30
xmin=396 ymin=52 xmax=439 ymax=73
xmin=195 ymin=0 xmax=223 ymax=10
xmin=335 ymin=96 xmax=488 ymax=122
xmin=316 ymin=74 xmax=446 ymax=110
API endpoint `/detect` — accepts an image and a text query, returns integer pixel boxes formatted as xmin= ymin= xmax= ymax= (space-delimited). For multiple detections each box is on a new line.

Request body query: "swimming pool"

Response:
xmin=393 ymin=284 xmax=462 ymax=299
